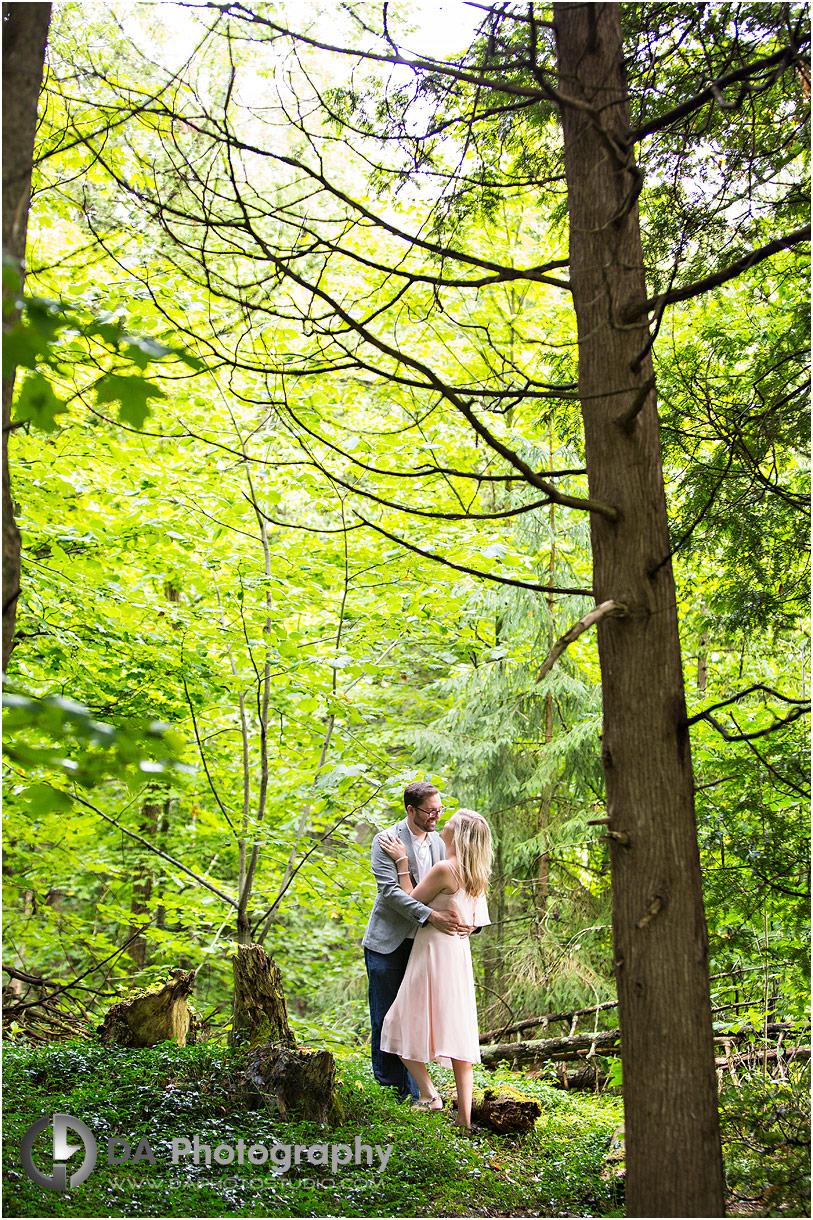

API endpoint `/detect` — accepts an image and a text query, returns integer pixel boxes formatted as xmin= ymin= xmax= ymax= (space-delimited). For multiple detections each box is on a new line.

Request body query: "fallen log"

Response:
xmin=713 ymin=1023 xmax=810 ymax=1041
xmin=550 ymin=1058 xmax=609 ymax=1091
xmin=480 ymin=1029 xmax=621 ymax=1069
xmin=480 ymin=1023 xmax=808 ymax=1070
xmin=715 ymin=1045 xmax=811 ymax=1070
xmin=448 ymin=1082 xmax=543 ymax=1133
xmin=480 ymin=1001 xmax=618 ymax=1044
xmin=97 ymin=969 xmax=198 ymax=1047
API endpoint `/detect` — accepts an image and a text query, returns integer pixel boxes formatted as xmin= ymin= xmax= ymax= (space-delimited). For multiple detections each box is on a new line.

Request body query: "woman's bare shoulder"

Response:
xmin=430 ymin=859 xmax=459 ymax=890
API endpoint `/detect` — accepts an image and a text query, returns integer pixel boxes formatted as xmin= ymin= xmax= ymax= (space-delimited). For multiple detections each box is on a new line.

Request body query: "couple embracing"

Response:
xmin=362 ymin=781 xmax=492 ymax=1133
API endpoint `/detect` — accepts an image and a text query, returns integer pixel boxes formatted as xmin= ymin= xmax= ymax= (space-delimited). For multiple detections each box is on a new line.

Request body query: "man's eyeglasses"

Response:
xmin=417 ymin=806 xmax=445 ymax=816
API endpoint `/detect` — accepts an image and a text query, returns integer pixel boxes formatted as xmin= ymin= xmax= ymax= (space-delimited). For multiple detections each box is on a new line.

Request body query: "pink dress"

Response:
xmin=380 ymin=874 xmax=490 ymax=1067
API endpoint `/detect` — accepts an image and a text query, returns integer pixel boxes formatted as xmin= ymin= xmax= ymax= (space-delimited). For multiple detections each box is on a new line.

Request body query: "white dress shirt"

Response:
xmin=404 ymin=825 xmax=433 ymax=937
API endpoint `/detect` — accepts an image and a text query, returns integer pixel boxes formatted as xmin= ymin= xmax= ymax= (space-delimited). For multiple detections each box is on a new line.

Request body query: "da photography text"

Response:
xmin=20 ymin=1113 xmax=393 ymax=1192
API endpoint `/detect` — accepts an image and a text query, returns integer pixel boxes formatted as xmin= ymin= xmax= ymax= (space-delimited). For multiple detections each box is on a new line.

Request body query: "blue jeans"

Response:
xmin=365 ymin=942 xmax=419 ymax=1100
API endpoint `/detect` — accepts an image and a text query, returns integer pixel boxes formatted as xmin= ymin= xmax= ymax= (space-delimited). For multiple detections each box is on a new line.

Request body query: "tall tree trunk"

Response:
xmin=2 ymin=2 xmax=51 ymax=672
xmin=128 ymin=798 xmax=163 ymax=967
xmin=536 ymin=491 xmax=556 ymax=917
xmin=553 ymin=4 xmax=725 ymax=1215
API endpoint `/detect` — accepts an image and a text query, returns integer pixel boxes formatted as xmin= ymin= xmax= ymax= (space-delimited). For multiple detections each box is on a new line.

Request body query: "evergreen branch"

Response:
xmin=648 ymin=448 xmax=736 ymax=577
xmin=536 ymin=600 xmax=627 ymax=680
xmin=628 ymin=46 xmax=806 ymax=143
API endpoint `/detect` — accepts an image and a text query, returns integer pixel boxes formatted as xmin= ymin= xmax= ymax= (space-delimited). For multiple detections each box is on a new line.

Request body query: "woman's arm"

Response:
xmin=377 ymin=834 xmax=457 ymax=904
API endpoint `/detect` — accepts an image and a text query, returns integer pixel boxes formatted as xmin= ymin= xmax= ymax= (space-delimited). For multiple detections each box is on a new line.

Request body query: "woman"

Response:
xmin=377 ymin=808 xmax=492 ymax=1132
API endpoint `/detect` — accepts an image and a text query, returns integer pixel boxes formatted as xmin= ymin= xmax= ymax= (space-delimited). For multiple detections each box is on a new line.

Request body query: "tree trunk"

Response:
xmin=230 ymin=943 xmax=295 ymax=1048
xmin=128 ymin=798 xmax=161 ymax=967
xmin=553 ymin=4 xmax=725 ymax=1214
xmin=2 ymin=2 xmax=51 ymax=672
xmin=242 ymin=1043 xmax=343 ymax=1123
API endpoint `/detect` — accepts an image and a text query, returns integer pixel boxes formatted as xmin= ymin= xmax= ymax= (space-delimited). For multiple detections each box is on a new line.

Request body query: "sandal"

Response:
xmin=413 ymin=1094 xmax=444 ymax=1111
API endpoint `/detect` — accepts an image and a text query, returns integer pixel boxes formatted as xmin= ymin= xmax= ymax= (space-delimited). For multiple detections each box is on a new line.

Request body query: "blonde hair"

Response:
xmin=451 ymin=808 xmax=492 ymax=897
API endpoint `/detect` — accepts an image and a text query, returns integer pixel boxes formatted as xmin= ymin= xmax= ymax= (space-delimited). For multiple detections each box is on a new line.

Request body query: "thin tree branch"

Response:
xmin=626 ymin=227 xmax=811 ymax=320
xmin=628 ymin=45 xmax=804 ymax=143
xmin=686 ymin=685 xmax=811 ymax=741
xmin=648 ymin=448 xmax=736 ymax=578
xmin=68 ymin=789 xmax=238 ymax=908
xmin=354 ymin=513 xmax=592 ymax=595
xmin=4 ymin=923 xmax=155 ymax=1010
xmin=536 ymin=600 xmax=627 ymax=680
xmin=181 ymin=670 xmax=239 ymax=838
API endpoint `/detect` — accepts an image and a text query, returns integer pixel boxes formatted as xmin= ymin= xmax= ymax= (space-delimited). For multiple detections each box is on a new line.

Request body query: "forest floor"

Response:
xmin=4 ymin=1038 xmax=808 ymax=1217
xmin=3 ymin=1039 xmax=625 ymax=1218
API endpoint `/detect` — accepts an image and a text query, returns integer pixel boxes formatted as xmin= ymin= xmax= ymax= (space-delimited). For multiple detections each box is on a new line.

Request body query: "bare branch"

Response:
xmin=536 ymin=600 xmax=627 ymax=680
xmin=181 ymin=671 xmax=239 ymax=838
xmin=67 ymin=789 xmax=239 ymax=908
xmin=354 ymin=513 xmax=592 ymax=596
xmin=626 ymin=227 xmax=811 ymax=320
xmin=686 ymin=684 xmax=811 ymax=741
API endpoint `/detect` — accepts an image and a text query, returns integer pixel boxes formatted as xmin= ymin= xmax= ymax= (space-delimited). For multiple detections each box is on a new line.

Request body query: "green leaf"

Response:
xmin=21 ymin=783 xmax=73 ymax=815
xmin=14 ymin=372 xmax=69 ymax=431
xmin=122 ymin=335 xmax=177 ymax=368
xmin=95 ymin=374 xmax=166 ymax=428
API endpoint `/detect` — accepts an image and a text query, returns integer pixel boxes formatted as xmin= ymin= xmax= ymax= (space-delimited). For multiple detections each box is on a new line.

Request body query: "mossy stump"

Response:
xmin=230 ymin=944 xmax=342 ymax=1123
xmin=97 ymin=969 xmax=197 ymax=1047
xmin=449 ymin=1082 xmax=542 ymax=1133
xmin=243 ymin=1043 xmax=344 ymax=1123
xmin=230 ymin=943 xmax=295 ymax=1048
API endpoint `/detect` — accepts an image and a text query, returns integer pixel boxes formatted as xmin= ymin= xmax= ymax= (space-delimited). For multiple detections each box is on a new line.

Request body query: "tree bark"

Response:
xmin=553 ymin=4 xmax=725 ymax=1215
xmin=97 ymin=969 xmax=196 ymax=1047
xmin=128 ymin=798 xmax=162 ymax=967
xmin=481 ymin=1028 xmax=621 ymax=1068
xmin=242 ymin=1043 xmax=343 ymax=1123
xmin=2 ymin=2 xmax=51 ymax=672
xmin=230 ymin=943 xmax=295 ymax=1048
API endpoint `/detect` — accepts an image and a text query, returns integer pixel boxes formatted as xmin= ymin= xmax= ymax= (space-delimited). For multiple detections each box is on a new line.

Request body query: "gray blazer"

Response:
xmin=362 ymin=817 xmax=445 ymax=954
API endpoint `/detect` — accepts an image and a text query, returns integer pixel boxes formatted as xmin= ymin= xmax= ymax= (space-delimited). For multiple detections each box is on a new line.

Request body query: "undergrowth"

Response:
xmin=2 ymin=1039 xmax=623 ymax=1218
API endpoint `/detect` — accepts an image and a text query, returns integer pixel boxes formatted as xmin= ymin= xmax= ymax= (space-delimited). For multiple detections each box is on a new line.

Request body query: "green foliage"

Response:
xmin=3 ymin=255 xmax=203 ymax=435
xmin=720 ymin=1065 xmax=811 ymax=1217
xmin=3 ymin=692 xmax=192 ymax=787
xmin=2 ymin=1038 xmax=624 ymax=1218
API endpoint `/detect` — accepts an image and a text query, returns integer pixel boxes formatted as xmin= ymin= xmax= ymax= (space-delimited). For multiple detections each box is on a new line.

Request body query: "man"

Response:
xmin=362 ymin=780 xmax=472 ymax=1100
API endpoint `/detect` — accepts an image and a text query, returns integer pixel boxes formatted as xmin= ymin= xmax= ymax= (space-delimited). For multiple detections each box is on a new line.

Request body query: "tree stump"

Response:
xmin=230 ymin=944 xmax=294 ymax=1048
xmin=229 ymin=945 xmax=342 ymax=1122
xmin=600 ymin=1126 xmax=626 ymax=1183
xmin=449 ymin=1082 xmax=542 ymax=1133
xmin=97 ymin=969 xmax=197 ymax=1047
xmin=242 ymin=1043 xmax=344 ymax=1123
